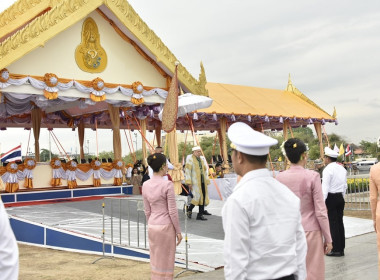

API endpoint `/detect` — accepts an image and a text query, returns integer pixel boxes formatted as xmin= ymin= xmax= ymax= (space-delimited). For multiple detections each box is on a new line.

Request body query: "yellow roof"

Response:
xmin=204 ymin=81 xmax=334 ymax=120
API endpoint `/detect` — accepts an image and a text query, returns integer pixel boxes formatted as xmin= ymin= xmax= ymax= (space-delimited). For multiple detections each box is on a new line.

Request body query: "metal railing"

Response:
xmin=93 ymin=197 xmax=148 ymax=263
xmin=104 ymin=197 xmax=148 ymax=250
xmin=345 ymin=175 xmax=370 ymax=210
xmin=93 ymin=196 xmax=197 ymax=276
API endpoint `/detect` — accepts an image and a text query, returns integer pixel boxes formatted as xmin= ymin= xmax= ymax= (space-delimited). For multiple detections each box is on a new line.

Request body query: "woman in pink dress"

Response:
xmin=142 ymin=153 xmax=183 ymax=280
xmin=369 ymin=162 xmax=380 ymax=275
xmin=276 ymin=138 xmax=332 ymax=280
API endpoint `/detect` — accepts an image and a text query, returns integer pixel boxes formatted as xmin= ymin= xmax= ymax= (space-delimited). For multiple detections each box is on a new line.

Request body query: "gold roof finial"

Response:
xmin=194 ymin=61 xmax=208 ymax=96
xmin=286 ymin=73 xmax=294 ymax=92
xmin=332 ymin=107 xmax=337 ymax=118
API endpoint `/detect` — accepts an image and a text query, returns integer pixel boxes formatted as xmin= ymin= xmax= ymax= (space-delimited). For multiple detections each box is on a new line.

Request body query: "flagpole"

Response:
xmin=343 ymin=143 xmax=345 ymax=162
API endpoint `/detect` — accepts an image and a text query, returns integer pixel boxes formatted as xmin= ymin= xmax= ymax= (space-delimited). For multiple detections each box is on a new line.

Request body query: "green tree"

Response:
xmin=178 ymin=142 xmax=192 ymax=164
xmin=292 ymin=127 xmax=315 ymax=144
xmin=39 ymin=149 xmax=58 ymax=162
xmin=122 ymin=149 xmax=144 ymax=165
xmin=269 ymin=135 xmax=285 ymax=161
xmin=98 ymin=151 xmax=114 ymax=162
xmin=359 ymin=140 xmax=378 ymax=158
xmin=200 ymin=136 xmax=219 ymax=163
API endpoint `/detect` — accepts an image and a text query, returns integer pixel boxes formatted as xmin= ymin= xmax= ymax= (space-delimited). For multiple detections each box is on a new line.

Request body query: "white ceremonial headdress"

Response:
xmin=227 ymin=122 xmax=278 ymax=156
xmin=324 ymin=147 xmax=339 ymax=158
xmin=192 ymin=146 xmax=201 ymax=152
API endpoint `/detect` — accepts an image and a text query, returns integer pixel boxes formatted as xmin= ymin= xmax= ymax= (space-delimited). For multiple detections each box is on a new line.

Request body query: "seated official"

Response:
xmin=209 ymin=162 xmax=224 ymax=179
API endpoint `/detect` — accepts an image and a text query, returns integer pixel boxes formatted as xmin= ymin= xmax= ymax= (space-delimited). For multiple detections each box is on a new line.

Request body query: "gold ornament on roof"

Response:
xmin=132 ymin=81 xmax=144 ymax=94
xmin=43 ymin=73 xmax=59 ymax=99
xmin=44 ymin=73 xmax=58 ymax=87
xmin=90 ymin=77 xmax=106 ymax=102
xmin=131 ymin=81 xmax=145 ymax=105
xmin=92 ymin=77 xmax=105 ymax=91
xmin=75 ymin=17 xmax=107 ymax=73
xmin=0 ymin=68 xmax=10 ymax=83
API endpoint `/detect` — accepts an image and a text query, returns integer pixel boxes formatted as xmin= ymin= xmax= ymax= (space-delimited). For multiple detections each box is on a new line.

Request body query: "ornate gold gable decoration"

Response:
xmin=75 ymin=17 xmax=107 ymax=73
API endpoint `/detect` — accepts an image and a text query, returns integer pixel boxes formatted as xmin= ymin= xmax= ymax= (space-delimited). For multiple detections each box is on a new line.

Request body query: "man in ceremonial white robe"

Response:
xmin=184 ymin=146 xmax=211 ymax=221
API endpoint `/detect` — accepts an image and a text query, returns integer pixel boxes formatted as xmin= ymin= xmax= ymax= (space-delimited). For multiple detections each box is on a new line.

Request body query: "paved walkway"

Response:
xmin=6 ymin=196 xmax=378 ymax=278
xmin=179 ymin=232 xmax=378 ymax=279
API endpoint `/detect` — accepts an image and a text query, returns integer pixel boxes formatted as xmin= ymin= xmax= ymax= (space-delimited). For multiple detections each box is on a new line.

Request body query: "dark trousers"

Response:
xmin=274 ymin=275 xmax=295 ymax=280
xmin=188 ymin=181 xmax=206 ymax=216
xmin=326 ymin=192 xmax=345 ymax=253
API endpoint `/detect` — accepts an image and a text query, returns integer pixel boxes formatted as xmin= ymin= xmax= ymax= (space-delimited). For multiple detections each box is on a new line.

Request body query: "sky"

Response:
xmin=1 ymin=0 xmax=380 ymax=155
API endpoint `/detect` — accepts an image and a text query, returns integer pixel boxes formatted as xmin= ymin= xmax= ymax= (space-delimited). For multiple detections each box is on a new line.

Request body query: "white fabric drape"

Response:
xmin=66 ymin=170 xmax=76 ymax=181
xmin=23 ymin=169 xmax=33 ymax=179
xmin=1 ymin=165 xmax=124 ymax=185
xmin=93 ymin=169 xmax=101 ymax=180
xmin=99 ymin=168 xmax=116 ymax=179
xmin=75 ymin=169 xmax=94 ymax=181
xmin=53 ymin=167 xmax=66 ymax=179
xmin=0 ymin=73 xmax=168 ymax=105
xmin=0 ymin=77 xmax=29 ymax=89
xmin=1 ymin=171 xmax=24 ymax=183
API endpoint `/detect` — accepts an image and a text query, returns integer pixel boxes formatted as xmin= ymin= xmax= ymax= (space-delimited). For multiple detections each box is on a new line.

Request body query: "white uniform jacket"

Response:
xmin=126 ymin=167 xmax=132 ymax=179
xmin=222 ymin=169 xmax=307 ymax=280
xmin=0 ymin=199 xmax=19 ymax=280
xmin=148 ymin=159 xmax=174 ymax=180
xmin=322 ymin=162 xmax=347 ymax=200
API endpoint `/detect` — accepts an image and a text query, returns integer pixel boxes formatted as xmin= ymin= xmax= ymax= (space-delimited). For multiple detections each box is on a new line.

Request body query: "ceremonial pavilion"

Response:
xmin=0 ymin=0 xmax=336 ymax=196
xmin=0 ymin=0 xmax=340 ymax=272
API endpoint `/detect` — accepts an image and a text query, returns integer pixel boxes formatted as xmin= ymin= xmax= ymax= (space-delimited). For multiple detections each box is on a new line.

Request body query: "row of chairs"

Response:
xmin=2 ymin=158 xmax=115 ymax=166
xmin=211 ymin=155 xmax=232 ymax=163
xmin=60 ymin=158 xmax=113 ymax=164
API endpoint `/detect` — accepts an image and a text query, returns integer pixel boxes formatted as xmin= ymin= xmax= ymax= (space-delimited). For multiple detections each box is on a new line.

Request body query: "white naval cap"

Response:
xmin=324 ymin=147 xmax=339 ymax=158
xmin=227 ymin=122 xmax=278 ymax=156
xmin=192 ymin=146 xmax=201 ymax=152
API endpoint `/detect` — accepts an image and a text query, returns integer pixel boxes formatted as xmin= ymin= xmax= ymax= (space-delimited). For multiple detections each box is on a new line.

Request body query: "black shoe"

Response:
xmin=196 ymin=215 xmax=207 ymax=221
xmin=186 ymin=211 xmax=192 ymax=219
xmin=203 ymin=210 xmax=212 ymax=215
xmin=326 ymin=251 xmax=344 ymax=257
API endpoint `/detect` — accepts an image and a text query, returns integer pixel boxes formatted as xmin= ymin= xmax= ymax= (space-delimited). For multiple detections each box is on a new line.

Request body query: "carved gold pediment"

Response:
xmin=75 ymin=17 xmax=107 ymax=73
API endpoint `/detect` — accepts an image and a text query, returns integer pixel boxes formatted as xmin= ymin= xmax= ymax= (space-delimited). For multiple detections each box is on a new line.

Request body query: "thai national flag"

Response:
xmin=0 ymin=145 xmax=22 ymax=163
xmin=345 ymin=144 xmax=352 ymax=157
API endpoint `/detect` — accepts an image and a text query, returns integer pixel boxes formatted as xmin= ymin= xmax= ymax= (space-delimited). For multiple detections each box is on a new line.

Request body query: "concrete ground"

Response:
xmin=179 ymin=232 xmax=378 ymax=279
xmin=6 ymin=196 xmax=378 ymax=278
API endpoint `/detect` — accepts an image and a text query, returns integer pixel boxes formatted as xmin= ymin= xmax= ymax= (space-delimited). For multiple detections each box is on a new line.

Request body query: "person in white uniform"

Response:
xmin=0 ymin=196 xmax=19 ymax=280
xmin=322 ymin=147 xmax=347 ymax=257
xmin=148 ymin=146 xmax=174 ymax=180
xmin=222 ymin=122 xmax=307 ymax=280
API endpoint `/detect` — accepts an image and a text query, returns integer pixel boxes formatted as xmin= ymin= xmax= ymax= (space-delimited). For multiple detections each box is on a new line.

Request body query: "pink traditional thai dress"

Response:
xmin=142 ymin=175 xmax=181 ymax=280
xmin=277 ymin=165 xmax=332 ymax=280
xmin=369 ymin=162 xmax=380 ymax=276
